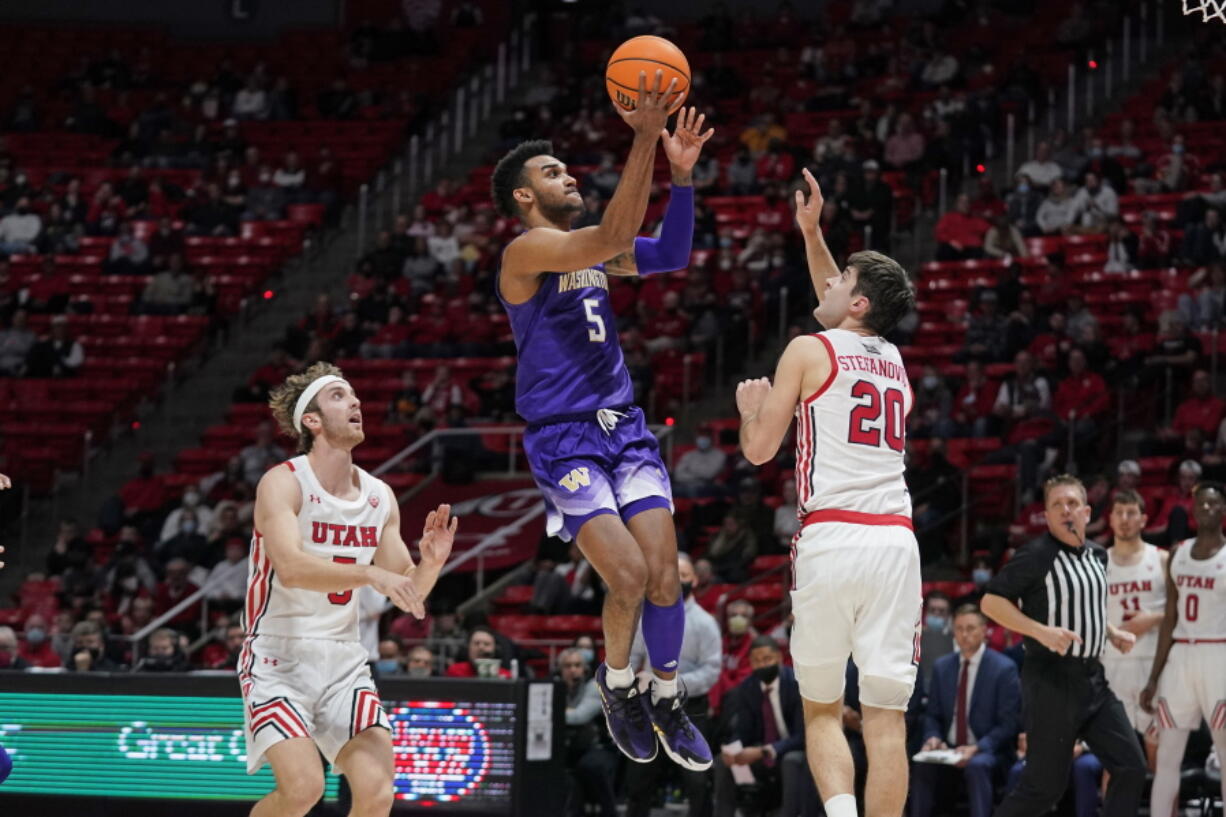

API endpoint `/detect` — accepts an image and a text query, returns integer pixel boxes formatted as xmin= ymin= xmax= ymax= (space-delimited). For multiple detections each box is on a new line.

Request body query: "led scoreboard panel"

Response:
xmin=0 ymin=673 xmax=562 ymax=816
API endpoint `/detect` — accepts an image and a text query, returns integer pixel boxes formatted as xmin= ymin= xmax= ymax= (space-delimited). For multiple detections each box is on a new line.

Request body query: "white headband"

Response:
xmin=293 ymin=375 xmax=351 ymax=432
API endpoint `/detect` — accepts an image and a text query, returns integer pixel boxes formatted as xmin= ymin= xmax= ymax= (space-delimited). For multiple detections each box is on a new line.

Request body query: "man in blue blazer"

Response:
xmin=715 ymin=636 xmax=818 ymax=817
xmin=910 ymin=604 xmax=1021 ymax=817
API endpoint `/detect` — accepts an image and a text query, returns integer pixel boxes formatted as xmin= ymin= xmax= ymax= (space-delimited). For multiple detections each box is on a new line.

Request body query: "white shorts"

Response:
xmin=1102 ymin=655 xmax=1155 ymax=734
xmin=238 ymin=634 xmax=390 ymax=774
xmin=789 ymin=519 xmax=922 ymax=710
xmin=1154 ymin=642 xmax=1226 ymax=731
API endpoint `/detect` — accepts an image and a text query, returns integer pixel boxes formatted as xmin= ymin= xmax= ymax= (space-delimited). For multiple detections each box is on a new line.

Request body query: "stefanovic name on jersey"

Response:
xmin=834 ymin=354 xmax=908 ymax=384
xmin=557 ymin=268 xmax=609 ymax=293
xmin=310 ymin=522 xmax=379 ymax=547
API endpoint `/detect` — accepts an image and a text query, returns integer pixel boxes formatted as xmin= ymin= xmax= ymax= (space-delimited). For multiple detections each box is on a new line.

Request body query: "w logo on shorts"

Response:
xmin=558 ymin=467 xmax=592 ymax=493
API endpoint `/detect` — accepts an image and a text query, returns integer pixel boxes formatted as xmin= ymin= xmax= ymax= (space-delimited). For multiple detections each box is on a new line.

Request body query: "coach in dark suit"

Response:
xmin=910 ymin=604 xmax=1021 ymax=817
xmin=715 ymin=636 xmax=818 ymax=817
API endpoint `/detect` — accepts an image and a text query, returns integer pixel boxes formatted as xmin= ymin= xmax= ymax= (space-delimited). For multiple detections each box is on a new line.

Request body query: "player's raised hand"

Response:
xmin=617 ymin=70 xmax=680 ymax=137
xmin=369 ymin=565 xmax=426 ymax=619
xmin=736 ymin=377 xmax=772 ymax=419
xmin=794 ymin=168 xmax=825 ymax=237
xmin=661 ymin=106 xmax=714 ymax=173
xmin=419 ymin=504 xmax=458 ymax=568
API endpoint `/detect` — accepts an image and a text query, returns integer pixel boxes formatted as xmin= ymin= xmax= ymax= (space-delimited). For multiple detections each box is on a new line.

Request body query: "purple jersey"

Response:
xmin=497 ymin=262 xmax=634 ymax=423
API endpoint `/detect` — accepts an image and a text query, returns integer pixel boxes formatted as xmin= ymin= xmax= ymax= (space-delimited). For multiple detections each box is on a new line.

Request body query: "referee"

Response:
xmin=981 ymin=475 xmax=1147 ymax=817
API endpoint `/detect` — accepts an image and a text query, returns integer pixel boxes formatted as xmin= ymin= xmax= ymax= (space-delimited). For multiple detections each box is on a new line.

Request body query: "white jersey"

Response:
xmin=244 ymin=455 xmax=392 ymax=642
xmin=795 ymin=328 xmax=913 ymax=519
xmin=1105 ymin=543 xmax=1166 ymax=659
xmin=1171 ymin=538 xmax=1226 ymax=642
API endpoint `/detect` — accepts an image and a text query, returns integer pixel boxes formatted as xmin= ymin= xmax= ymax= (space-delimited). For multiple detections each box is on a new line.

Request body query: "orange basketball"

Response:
xmin=605 ymin=35 xmax=690 ymax=115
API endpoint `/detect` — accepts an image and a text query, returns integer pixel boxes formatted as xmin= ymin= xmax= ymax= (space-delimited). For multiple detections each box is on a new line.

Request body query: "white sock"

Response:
xmin=605 ymin=663 xmax=634 ymax=689
xmin=822 ymin=794 xmax=857 ymax=817
xmin=652 ymin=676 xmax=677 ymax=703
xmin=1150 ymin=728 xmax=1190 ymax=817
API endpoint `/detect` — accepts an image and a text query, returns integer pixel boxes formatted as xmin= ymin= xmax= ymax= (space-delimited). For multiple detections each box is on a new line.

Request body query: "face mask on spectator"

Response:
xmin=1017 ymin=182 xmax=1030 ymax=194
xmin=375 ymin=659 xmax=400 ymax=675
xmin=25 ymin=627 xmax=45 ymax=645
xmin=578 ymin=648 xmax=595 ymax=665
xmin=680 ymin=581 xmax=694 ymax=599
xmin=925 ymin=614 xmax=947 ymax=631
xmin=728 ymin=614 xmax=750 ymax=635
xmin=695 ymin=436 xmax=712 ymax=451
xmin=921 ymin=375 xmax=939 ymax=390
xmin=407 ymin=665 xmax=431 ymax=678
xmin=752 ymin=664 xmax=780 ymax=685
xmin=1172 ymin=144 xmax=1185 ymax=155
xmin=122 ymin=577 xmax=140 ymax=593
xmin=182 ymin=520 xmax=198 ymax=535
xmin=973 ymin=568 xmax=992 ymax=586
xmin=1089 ymin=148 xmax=1103 ymax=158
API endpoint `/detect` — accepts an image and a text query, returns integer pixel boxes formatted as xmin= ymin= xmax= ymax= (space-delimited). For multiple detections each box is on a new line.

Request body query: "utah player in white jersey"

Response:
xmin=241 ymin=362 xmax=457 ymax=817
xmin=1103 ymin=489 xmax=1167 ymax=765
xmin=1141 ymin=481 xmax=1226 ymax=817
xmin=736 ymin=168 xmax=917 ymax=817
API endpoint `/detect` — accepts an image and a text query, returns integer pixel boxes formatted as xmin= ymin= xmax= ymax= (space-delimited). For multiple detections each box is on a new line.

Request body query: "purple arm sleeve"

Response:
xmin=632 ymin=184 xmax=694 ymax=276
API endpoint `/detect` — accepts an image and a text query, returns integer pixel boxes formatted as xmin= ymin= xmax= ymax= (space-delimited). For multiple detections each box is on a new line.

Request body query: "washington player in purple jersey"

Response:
xmin=491 ymin=72 xmax=714 ymax=772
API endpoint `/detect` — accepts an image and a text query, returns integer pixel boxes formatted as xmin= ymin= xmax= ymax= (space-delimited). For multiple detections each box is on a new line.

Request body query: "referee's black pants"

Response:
xmin=993 ymin=653 xmax=1146 ymax=817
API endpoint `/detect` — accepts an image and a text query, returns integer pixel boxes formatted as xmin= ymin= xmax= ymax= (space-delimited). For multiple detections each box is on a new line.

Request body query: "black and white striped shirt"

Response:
xmin=984 ymin=534 xmax=1109 ymax=659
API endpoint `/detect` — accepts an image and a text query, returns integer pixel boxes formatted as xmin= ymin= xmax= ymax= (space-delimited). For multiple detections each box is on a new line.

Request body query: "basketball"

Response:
xmin=605 ymin=35 xmax=690 ymax=115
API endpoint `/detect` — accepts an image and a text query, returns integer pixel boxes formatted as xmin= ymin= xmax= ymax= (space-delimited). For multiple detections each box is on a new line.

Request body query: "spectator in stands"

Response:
xmin=885 ymin=113 xmax=926 ymax=172
xmin=0 ymin=309 xmax=33 ymax=376
xmin=205 ymin=538 xmax=248 ymax=604
xmin=740 ymin=113 xmax=786 ymax=158
xmin=711 ymin=598 xmax=760 ymax=713
xmin=204 ymin=622 xmax=246 ymax=670
xmin=155 ymin=558 xmax=202 ymax=634
xmin=1017 ymin=141 xmax=1062 ymax=190
xmin=1157 ymin=134 xmax=1200 ymax=192
xmin=104 ymin=222 xmax=150 ymax=275
xmin=24 ymin=315 xmax=84 ymax=378
xmin=848 ymin=160 xmax=894 ymax=246
xmin=1036 ymin=179 xmax=1078 ymax=236
xmin=1070 ymin=172 xmax=1119 ymax=232
xmin=70 ymin=620 xmax=120 ymax=672
xmin=233 ymin=78 xmax=268 ymax=120
xmin=960 ymin=291 xmax=1007 ymax=363
xmin=239 ymin=421 xmax=284 ymax=484
xmin=272 ymin=150 xmax=306 ymax=199
xmin=135 ymin=627 xmax=191 ymax=672
xmin=707 ymin=512 xmax=758 ymax=585
xmin=17 ymin=613 xmax=60 ymax=668
xmin=911 ymin=366 xmax=956 ymax=438
xmin=558 ymin=647 xmax=617 ymax=817
xmin=714 ymin=636 xmax=811 ymax=817
xmin=207 ymin=501 xmax=250 ymax=550
xmin=1181 ymin=173 xmax=1226 ymax=228
xmin=919 ymin=590 xmax=955 ymax=687
xmin=1182 ymin=208 xmax=1225 ymax=267
xmin=954 ymin=359 xmax=998 ymax=437
xmin=983 ymin=213 xmax=1027 ymax=260
xmin=156 ymin=508 xmax=211 ymax=568
xmin=674 ymin=429 xmax=727 ymax=499
xmin=1102 ymin=218 xmax=1138 ymax=274
xmin=0 ymin=626 xmax=30 ymax=670
xmin=732 ymin=476 xmax=777 ymax=554
xmin=421 ymin=364 xmax=465 ymax=419
xmin=117 ymin=455 xmax=167 ymax=532
xmin=1005 ymin=733 xmax=1102 ymax=817
xmin=406 ymin=645 xmax=435 ymax=678
xmin=444 ymin=626 xmax=513 ymax=678
xmin=936 ymin=193 xmax=991 ymax=261
xmin=374 ymin=639 xmax=405 ymax=677
xmin=148 ymin=216 xmax=185 ymax=268
xmin=100 ymin=528 xmax=158 ymax=597
xmin=185 ymin=183 xmax=237 ymax=236
xmin=427 ymin=220 xmax=461 ymax=268
xmin=1054 ymin=347 xmax=1110 ymax=441
xmin=0 ymin=196 xmax=41 ymax=254
xmin=909 ymin=439 xmax=963 ymax=564
xmin=773 ymin=478 xmax=800 ymax=549
xmin=1144 ymin=311 xmax=1201 ymax=393
xmin=726 ymin=147 xmax=759 ymax=195
xmin=159 ymin=486 xmax=215 ymax=545
xmin=1168 ymin=369 xmax=1226 ymax=441
xmin=243 ymin=165 xmax=286 ymax=221
xmin=912 ymin=605 xmax=1021 ymax=817
xmin=1006 ymin=174 xmax=1043 ymax=236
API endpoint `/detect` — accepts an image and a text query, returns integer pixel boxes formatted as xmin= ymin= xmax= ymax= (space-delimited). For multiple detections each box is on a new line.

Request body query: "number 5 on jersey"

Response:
xmin=583 ymin=298 xmax=606 ymax=343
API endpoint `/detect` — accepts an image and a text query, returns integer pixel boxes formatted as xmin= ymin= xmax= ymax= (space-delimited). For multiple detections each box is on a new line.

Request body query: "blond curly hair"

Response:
xmin=268 ymin=361 xmax=345 ymax=454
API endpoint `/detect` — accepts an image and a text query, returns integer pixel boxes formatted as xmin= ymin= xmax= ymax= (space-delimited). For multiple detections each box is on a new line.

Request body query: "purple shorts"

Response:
xmin=523 ymin=406 xmax=674 ymax=542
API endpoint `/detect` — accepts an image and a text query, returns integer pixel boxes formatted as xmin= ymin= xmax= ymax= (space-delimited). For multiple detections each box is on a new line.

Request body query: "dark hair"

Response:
xmin=491 ymin=139 xmax=554 ymax=219
xmin=848 ymin=250 xmax=914 ymax=335
xmin=1194 ymin=480 xmax=1226 ymax=499
xmin=750 ymin=635 xmax=781 ymax=652
xmin=953 ymin=604 xmax=987 ymax=624
xmin=1111 ymin=488 xmax=1146 ymax=513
